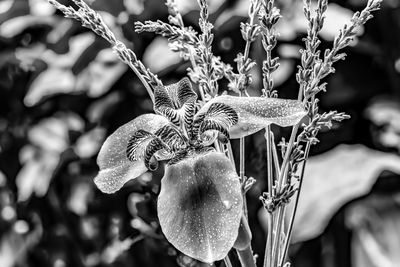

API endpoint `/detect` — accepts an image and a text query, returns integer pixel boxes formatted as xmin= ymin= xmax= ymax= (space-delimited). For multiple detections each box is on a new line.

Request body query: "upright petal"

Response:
xmin=94 ymin=114 xmax=170 ymax=194
xmin=154 ymin=78 xmax=197 ymax=127
xmin=192 ymin=102 xmax=238 ymax=142
xmin=158 ymin=151 xmax=243 ymax=263
xmin=197 ymin=96 xmax=307 ymax=138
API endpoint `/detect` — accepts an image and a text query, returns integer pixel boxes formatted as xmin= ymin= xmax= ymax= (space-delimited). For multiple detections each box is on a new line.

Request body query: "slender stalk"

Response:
xmin=263 ymin=212 xmax=274 ymax=267
xmin=270 ymin=132 xmax=281 ymax=177
xmin=271 ymin=206 xmax=285 ymax=267
xmin=265 ymin=126 xmax=273 ymax=195
xmin=278 ymin=142 xmax=311 ymax=267
xmin=263 ymin=126 xmax=274 ymax=267
xmin=224 ymin=255 xmax=234 ymax=267
xmin=227 ymin=142 xmax=236 ymax=168
xmin=276 ymin=124 xmax=300 ymax=191
xmin=237 ymin=246 xmax=257 ymax=267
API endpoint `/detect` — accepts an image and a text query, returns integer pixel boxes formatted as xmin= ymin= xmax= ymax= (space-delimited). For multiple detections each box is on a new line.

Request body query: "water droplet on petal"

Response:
xmin=223 ymin=200 xmax=232 ymax=210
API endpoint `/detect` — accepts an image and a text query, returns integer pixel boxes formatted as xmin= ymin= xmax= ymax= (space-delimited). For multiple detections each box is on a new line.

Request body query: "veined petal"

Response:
xmin=197 ymin=96 xmax=307 ymax=138
xmin=154 ymin=78 xmax=197 ymax=127
xmin=94 ymin=114 xmax=170 ymax=194
xmin=158 ymin=151 xmax=243 ymax=263
xmin=193 ymin=102 xmax=238 ymax=142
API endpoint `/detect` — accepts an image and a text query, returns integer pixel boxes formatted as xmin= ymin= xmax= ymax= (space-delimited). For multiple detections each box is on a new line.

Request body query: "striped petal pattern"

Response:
xmin=154 ymin=78 xmax=197 ymax=128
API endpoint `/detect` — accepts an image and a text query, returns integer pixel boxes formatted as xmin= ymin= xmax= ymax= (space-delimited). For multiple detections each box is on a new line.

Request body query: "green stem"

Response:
xmin=263 ymin=212 xmax=274 ymax=267
xmin=224 ymin=255 xmax=233 ymax=267
xmin=278 ymin=142 xmax=311 ymax=267
xmin=237 ymin=246 xmax=257 ymax=267
xmin=277 ymin=124 xmax=300 ymax=191
xmin=270 ymin=132 xmax=281 ymax=177
xmin=265 ymin=126 xmax=273 ymax=195
xmin=271 ymin=206 xmax=285 ymax=267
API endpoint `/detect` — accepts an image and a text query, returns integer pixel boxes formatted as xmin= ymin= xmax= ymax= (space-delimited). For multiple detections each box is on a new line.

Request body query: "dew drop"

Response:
xmin=222 ymin=200 xmax=232 ymax=210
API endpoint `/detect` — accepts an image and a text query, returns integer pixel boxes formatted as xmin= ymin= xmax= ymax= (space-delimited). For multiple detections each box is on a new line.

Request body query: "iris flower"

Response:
xmin=94 ymin=78 xmax=306 ymax=263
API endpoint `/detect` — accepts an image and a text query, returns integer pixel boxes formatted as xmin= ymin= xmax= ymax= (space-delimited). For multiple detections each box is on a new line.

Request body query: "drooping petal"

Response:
xmin=158 ymin=151 xmax=243 ymax=263
xmin=94 ymin=114 xmax=170 ymax=194
xmin=154 ymin=78 xmax=197 ymax=127
xmin=197 ymin=95 xmax=307 ymax=138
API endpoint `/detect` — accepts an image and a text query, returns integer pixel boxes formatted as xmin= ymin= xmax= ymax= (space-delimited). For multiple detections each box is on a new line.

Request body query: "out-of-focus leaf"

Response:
xmin=0 ymin=215 xmax=42 ymax=267
xmin=0 ymin=0 xmax=29 ymax=25
xmin=127 ymin=192 xmax=146 ymax=217
xmin=173 ymin=0 xmax=224 ymax=15
xmin=74 ymin=127 xmax=106 ymax=158
xmin=346 ymin=195 xmax=400 ymax=267
xmin=29 ymin=0 xmax=56 ymax=17
xmin=130 ymin=217 xmax=160 ymax=239
xmin=25 ymin=68 xmax=77 ymax=106
xmin=16 ymin=151 xmax=59 ymax=202
xmin=76 ymin=48 xmax=128 ymax=98
xmin=101 ymin=236 xmax=143 ymax=264
xmin=0 ymin=15 xmax=55 ymax=38
xmin=42 ymin=32 xmax=96 ymax=68
xmin=365 ymin=98 xmax=400 ymax=151
xmin=276 ymin=2 xmax=356 ymax=41
xmin=143 ymin=37 xmax=181 ymax=74
xmin=92 ymin=0 xmax=125 ymax=17
xmin=0 ymin=170 xmax=6 ymax=187
xmin=67 ymin=181 xmax=93 ymax=215
xmin=17 ymin=113 xmax=84 ymax=201
xmin=24 ymin=33 xmax=96 ymax=106
xmin=365 ymin=98 xmax=400 ymax=129
xmin=214 ymin=0 xmax=248 ymax=28
xmin=86 ymin=91 xmax=122 ymax=123
xmin=260 ymin=144 xmax=400 ymax=243
xmin=28 ymin=113 xmax=83 ymax=153
xmin=123 ymin=0 xmax=146 ymax=15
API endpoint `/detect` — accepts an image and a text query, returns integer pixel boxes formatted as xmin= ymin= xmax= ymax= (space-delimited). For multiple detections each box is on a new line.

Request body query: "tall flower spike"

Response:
xmin=154 ymin=78 xmax=197 ymax=129
xmin=94 ymin=114 xmax=170 ymax=194
xmin=197 ymin=95 xmax=307 ymax=138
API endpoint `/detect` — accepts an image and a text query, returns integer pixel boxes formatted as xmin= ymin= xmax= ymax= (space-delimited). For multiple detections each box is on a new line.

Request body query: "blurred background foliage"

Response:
xmin=0 ymin=0 xmax=400 ymax=267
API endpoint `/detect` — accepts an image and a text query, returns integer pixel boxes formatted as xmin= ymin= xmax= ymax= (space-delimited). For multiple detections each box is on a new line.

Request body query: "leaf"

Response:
xmin=16 ymin=151 xmax=60 ymax=202
xmin=24 ymin=68 xmax=77 ymax=107
xmin=154 ymin=77 xmax=197 ymax=127
xmin=94 ymin=114 xmax=170 ymax=194
xmin=74 ymin=127 xmax=106 ymax=158
xmin=0 ymin=15 xmax=55 ymax=38
xmin=28 ymin=113 xmax=84 ymax=153
xmin=158 ymin=151 xmax=243 ymax=263
xmin=272 ymin=144 xmax=400 ymax=243
xmin=76 ymin=48 xmax=128 ymax=98
xmin=197 ymin=96 xmax=307 ymax=139
xmin=143 ymin=37 xmax=181 ymax=73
